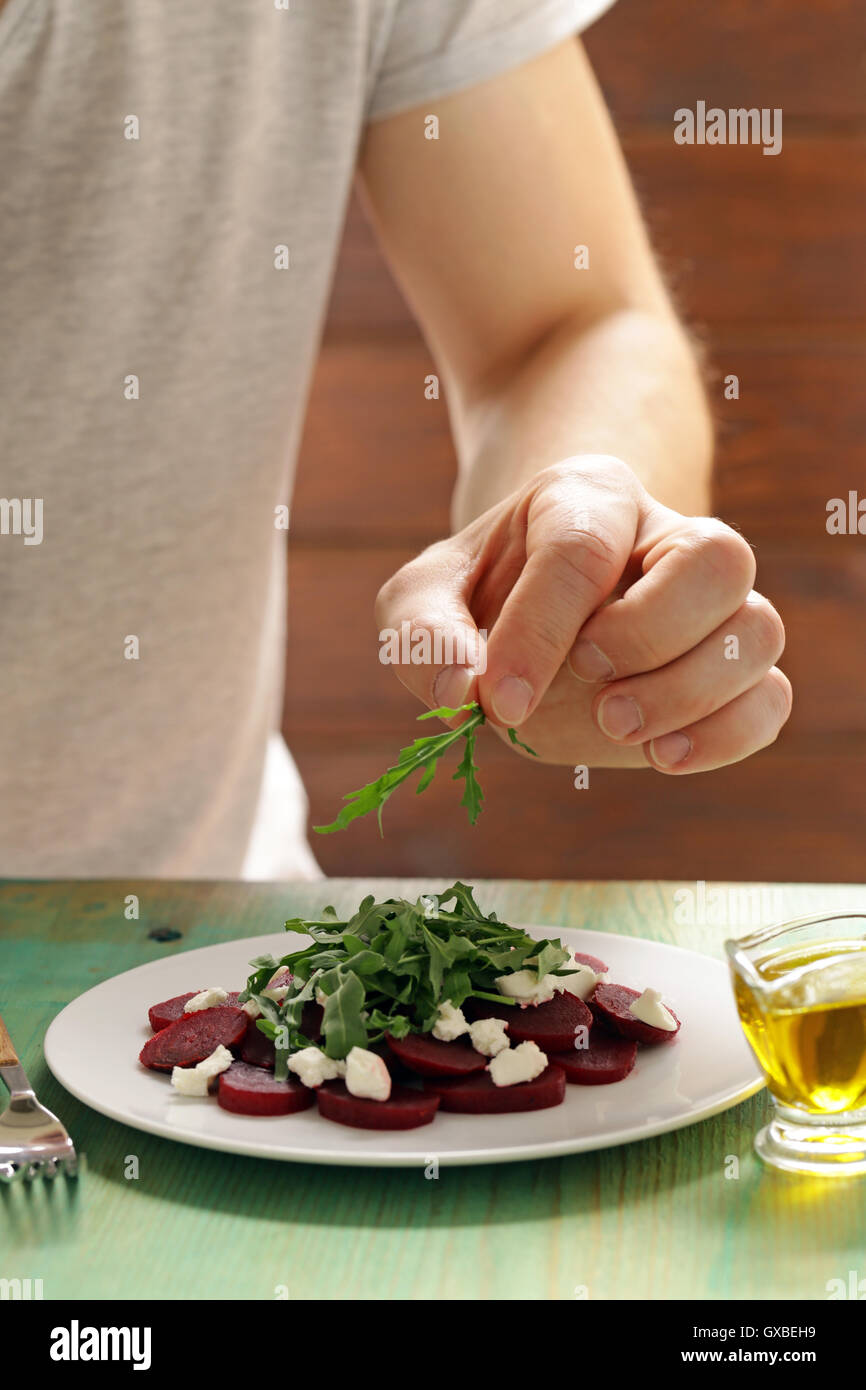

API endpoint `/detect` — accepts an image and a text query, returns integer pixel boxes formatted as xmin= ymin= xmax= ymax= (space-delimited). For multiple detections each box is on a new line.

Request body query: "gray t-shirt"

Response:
xmin=0 ymin=0 xmax=614 ymax=879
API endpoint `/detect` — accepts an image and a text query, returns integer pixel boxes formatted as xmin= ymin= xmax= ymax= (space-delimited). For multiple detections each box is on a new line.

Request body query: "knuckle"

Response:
xmin=374 ymin=541 xmax=451 ymax=625
xmin=742 ymin=596 xmax=786 ymax=662
xmin=538 ymin=527 xmax=619 ymax=595
xmin=683 ymin=520 xmax=756 ymax=592
xmin=374 ymin=573 xmax=402 ymax=627
xmin=764 ymin=668 xmax=794 ymax=734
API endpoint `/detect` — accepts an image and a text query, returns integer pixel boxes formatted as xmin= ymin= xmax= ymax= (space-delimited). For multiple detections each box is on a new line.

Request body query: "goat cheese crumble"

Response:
xmin=184 ymin=987 xmax=228 ymax=1013
xmin=171 ymin=1044 xmax=234 ymax=1096
xmin=432 ymin=1000 xmax=469 ymax=1041
xmin=487 ymin=1040 xmax=548 ymax=1087
xmin=468 ymin=1016 xmax=510 ymax=1056
xmin=628 ymin=987 xmax=677 ymax=1031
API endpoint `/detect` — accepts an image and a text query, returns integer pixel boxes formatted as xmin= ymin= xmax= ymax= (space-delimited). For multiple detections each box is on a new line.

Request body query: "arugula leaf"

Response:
xmin=531 ymin=941 xmax=571 ymax=981
xmin=318 ymin=967 xmax=368 ymax=1059
xmin=508 ymin=727 xmax=538 ymax=757
xmin=242 ymin=882 xmax=578 ymax=1065
xmin=314 ymin=702 xmax=535 ymax=835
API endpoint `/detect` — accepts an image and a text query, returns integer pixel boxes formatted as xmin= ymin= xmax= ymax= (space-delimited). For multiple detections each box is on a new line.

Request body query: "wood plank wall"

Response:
xmin=284 ymin=0 xmax=866 ymax=882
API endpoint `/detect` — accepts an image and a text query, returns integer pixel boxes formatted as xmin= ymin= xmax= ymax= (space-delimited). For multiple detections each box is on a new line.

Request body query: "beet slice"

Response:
xmin=217 ymin=1061 xmax=315 ymax=1116
xmin=385 ymin=1031 xmax=487 ymax=1078
xmin=590 ymin=983 xmax=681 ymax=1044
xmin=238 ymin=1001 xmax=324 ymax=1070
xmin=467 ymin=991 xmax=592 ymax=1052
xmin=426 ymin=1064 xmax=566 ymax=1114
xmin=300 ymin=1001 xmax=324 ymax=1043
xmin=572 ymin=951 xmax=608 ymax=975
xmin=148 ymin=990 xmax=240 ymax=1032
xmin=317 ymin=1082 xmax=439 ymax=1131
xmin=549 ymin=1033 xmax=637 ymax=1084
xmin=240 ymin=1015 xmax=276 ymax=1069
xmin=139 ymin=1006 xmax=247 ymax=1071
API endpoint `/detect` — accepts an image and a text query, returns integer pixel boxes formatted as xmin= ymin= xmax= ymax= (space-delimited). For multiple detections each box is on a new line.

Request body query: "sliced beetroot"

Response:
xmin=590 ymin=983 xmax=681 ymax=1044
xmin=217 ymin=1061 xmax=315 ymax=1116
xmin=148 ymin=990 xmax=240 ymax=1032
xmin=385 ymin=1031 xmax=487 ymax=1078
xmin=549 ymin=1033 xmax=637 ymax=1084
xmin=316 ymin=1082 xmax=439 ymax=1131
xmin=572 ymin=951 xmax=608 ymax=975
xmin=240 ymin=1016 xmax=276 ymax=1069
xmin=426 ymin=1064 xmax=566 ymax=1114
xmin=139 ymin=1006 xmax=247 ymax=1071
xmin=301 ymin=1001 xmax=324 ymax=1042
xmin=239 ymin=1001 xmax=324 ymax=1070
xmin=467 ymin=991 xmax=592 ymax=1052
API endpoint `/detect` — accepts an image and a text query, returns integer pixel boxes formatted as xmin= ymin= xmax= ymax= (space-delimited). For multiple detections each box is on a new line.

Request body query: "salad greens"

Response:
xmin=314 ymin=701 xmax=536 ymax=836
xmin=239 ymin=882 xmax=574 ymax=1080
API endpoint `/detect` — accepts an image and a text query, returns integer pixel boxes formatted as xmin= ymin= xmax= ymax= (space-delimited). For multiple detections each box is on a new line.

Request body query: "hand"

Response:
xmin=375 ymin=456 xmax=792 ymax=774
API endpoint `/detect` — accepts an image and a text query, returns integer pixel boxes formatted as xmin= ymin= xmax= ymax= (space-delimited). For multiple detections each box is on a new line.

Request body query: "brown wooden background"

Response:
xmin=284 ymin=0 xmax=866 ymax=883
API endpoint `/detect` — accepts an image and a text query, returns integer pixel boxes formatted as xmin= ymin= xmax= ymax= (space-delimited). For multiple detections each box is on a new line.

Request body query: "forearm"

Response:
xmin=449 ymin=307 xmax=714 ymax=530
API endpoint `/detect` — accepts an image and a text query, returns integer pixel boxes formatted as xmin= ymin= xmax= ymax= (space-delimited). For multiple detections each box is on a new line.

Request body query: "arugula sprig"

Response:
xmin=238 ymin=882 xmax=574 ymax=1067
xmin=314 ymin=701 xmax=535 ymax=835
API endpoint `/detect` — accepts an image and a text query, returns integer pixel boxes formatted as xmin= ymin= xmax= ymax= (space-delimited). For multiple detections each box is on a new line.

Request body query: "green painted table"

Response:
xmin=2 ymin=877 xmax=866 ymax=1301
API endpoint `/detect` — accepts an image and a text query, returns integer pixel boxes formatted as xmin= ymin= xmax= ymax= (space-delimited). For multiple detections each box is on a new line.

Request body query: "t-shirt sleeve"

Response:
xmin=366 ymin=0 xmax=617 ymax=123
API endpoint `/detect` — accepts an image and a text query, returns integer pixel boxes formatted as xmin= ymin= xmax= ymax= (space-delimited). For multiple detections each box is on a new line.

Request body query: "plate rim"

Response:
xmin=43 ymin=926 xmax=765 ymax=1168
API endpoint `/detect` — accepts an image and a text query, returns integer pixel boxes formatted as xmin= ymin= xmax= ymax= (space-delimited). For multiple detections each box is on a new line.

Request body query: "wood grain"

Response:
xmin=582 ymin=0 xmax=866 ymax=123
xmin=4 ymin=878 xmax=866 ymax=1300
xmin=292 ymin=340 xmax=866 ymax=547
xmin=0 ymin=1013 xmax=19 ymax=1068
xmin=294 ymin=738 xmax=866 ymax=882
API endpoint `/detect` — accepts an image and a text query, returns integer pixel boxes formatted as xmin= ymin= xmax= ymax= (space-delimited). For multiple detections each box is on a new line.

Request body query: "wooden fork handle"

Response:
xmin=0 ymin=1014 xmax=20 ymax=1068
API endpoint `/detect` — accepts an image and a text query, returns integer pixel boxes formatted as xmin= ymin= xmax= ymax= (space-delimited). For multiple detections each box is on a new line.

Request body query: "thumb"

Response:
xmin=374 ymin=543 xmax=487 ymax=720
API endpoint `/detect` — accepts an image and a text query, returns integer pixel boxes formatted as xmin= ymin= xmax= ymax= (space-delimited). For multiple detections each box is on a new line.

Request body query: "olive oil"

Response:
xmin=734 ymin=940 xmax=866 ymax=1114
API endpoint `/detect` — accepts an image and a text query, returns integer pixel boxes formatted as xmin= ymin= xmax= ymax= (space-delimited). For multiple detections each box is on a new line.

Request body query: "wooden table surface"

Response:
xmin=3 ymin=877 xmax=865 ymax=1302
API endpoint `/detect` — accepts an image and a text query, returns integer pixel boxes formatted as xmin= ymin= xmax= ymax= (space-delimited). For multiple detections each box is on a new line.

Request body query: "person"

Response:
xmin=0 ymin=0 xmax=790 ymax=881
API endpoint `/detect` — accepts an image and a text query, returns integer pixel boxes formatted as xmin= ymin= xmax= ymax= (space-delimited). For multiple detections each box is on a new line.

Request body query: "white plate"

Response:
xmin=44 ymin=927 xmax=763 ymax=1168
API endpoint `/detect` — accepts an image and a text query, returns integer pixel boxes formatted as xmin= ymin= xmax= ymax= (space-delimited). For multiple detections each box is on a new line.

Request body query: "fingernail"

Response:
xmin=597 ymin=694 xmax=643 ymax=739
xmin=492 ymin=675 xmax=533 ymax=726
xmin=569 ymin=639 xmax=615 ymax=683
xmin=650 ymin=732 xmax=692 ymax=767
xmin=433 ymin=665 xmax=475 ymax=710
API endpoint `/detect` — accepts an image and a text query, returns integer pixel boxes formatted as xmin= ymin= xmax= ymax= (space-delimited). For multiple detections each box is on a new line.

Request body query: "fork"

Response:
xmin=0 ymin=1014 xmax=78 ymax=1181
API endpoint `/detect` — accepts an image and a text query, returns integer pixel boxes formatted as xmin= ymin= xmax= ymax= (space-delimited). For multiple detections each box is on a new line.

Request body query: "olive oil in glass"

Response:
xmin=727 ymin=915 xmax=866 ymax=1175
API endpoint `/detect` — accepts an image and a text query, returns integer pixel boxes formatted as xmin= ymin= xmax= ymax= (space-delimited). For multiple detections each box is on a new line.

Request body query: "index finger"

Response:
xmin=478 ymin=488 xmax=638 ymax=727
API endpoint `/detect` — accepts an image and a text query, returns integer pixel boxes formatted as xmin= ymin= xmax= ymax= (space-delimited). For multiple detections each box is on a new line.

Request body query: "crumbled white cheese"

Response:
xmin=344 ymin=1047 xmax=391 ymax=1102
xmin=553 ymin=958 xmax=599 ymax=1001
xmin=432 ymin=1000 xmax=469 ymax=1042
xmin=468 ymin=1016 xmax=510 ymax=1057
xmin=241 ymin=998 xmax=261 ymax=1019
xmin=628 ymin=987 xmax=677 ymax=1031
xmin=262 ymin=984 xmax=290 ymax=1003
xmin=268 ymin=966 xmax=292 ymax=988
xmin=488 ymin=1040 xmax=548 ymax=1087
xmin=497 ymin=952 xmax=604 ymax=1006
xmin=495 ymin=969 xmax=557 ymax=1006
xmin=171 ymin=1044 xmax=234 ymax=1096
xmin=287 ymin=1047 xmax=347 ymax=1089
xmin=183 ymin=987 xmax=228 ymax=1013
